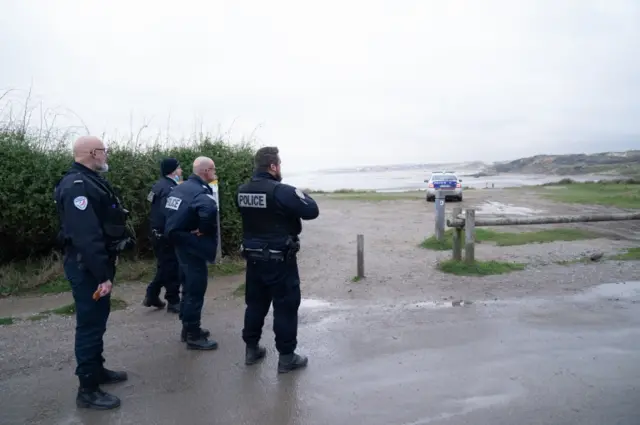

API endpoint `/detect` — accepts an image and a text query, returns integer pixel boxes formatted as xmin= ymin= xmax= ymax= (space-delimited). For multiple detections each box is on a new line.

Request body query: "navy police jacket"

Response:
xmin=147 ymin=176 xmax=178 ymax=233
xmin=54 ymin=162 xmax=131 ymax=284
xmin=235 ymin=172 xmax=319 ymax=251
xmin=164 ymin=174 xmax=218 ymax=262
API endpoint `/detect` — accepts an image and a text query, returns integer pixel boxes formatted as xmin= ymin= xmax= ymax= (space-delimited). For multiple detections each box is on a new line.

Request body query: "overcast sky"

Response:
xmin=1 ymin=0 xmax=639 ymax=172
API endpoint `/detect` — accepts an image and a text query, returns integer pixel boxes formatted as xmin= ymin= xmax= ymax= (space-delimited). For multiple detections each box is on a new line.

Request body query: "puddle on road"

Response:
xmin=472 ymin=201 xmax=546 ymax=216
xmin=300 ymin=298 xmax=334 ymax=309
xmin=407 ymin=300 xmax=474 ymax=310
xmin=573 ymin=281 xmax=640 ymax=302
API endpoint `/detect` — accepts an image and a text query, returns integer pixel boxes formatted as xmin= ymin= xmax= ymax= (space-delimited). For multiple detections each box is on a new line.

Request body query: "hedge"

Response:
xmin=0 ymin=129 xmax=255 ymax=264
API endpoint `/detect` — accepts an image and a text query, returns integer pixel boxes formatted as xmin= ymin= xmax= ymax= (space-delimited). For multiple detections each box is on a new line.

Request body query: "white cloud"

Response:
xmin=1 ymin=0 xmax=639 ymax=171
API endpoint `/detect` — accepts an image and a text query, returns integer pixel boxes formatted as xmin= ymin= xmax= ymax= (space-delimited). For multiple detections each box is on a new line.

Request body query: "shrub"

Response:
xmin=0 ymin=128 xmax=255 ymax=264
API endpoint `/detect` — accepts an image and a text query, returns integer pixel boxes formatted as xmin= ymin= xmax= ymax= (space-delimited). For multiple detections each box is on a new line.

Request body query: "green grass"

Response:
xmin=610 ymin=247 xmax=640 ymax=261
xmin=538 ymin=181 xmax=640 ymax=209
xmin=351 ymin=275 xmax=363 ymax=282
xmin=46 ymin=297 xmax=128 ymax=316
xmin=0 ymin=255 xmax=246 ymax=297
xmin=233 ymin=282 xmax=246 ymax=297
xmin=437 ymin=260 xmax=526 ymax=276
xmin=475 ymin=228 xmax=599 ymax=246
xmin=208 ymin=258 xmax=246 ymax=276
xmin=0 ymin=317 xmax=15 ymax=326
xmin=27 ymin=313 xmax=50 ymax=322
xmin=420 ymin=228 xmax=599 ymax=250
xmin=420 ymin=233 xmax=456 ymax=250
xmin=35 ymin=277 xmax=70 ymax=294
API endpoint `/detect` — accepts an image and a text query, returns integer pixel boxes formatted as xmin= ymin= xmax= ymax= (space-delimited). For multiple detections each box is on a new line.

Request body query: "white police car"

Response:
xmin=424 ymin=171 xmax=463 ymax=202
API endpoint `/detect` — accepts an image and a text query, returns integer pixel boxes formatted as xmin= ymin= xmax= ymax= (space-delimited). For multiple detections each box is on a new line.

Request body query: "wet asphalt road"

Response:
xmin=2 ymin=282 xmax=640 ymax=425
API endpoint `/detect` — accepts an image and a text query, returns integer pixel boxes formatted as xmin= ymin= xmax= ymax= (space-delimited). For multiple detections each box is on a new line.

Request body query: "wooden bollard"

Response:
xmin=357 ymin=234 xmax=365 ymax=279
xmin=451 ymin=207 xmax=462 ymax=261
xmin=464 ymin=209 xmax=476 ymax=263
xmin=434 ymin=190 xmax=446 ymax=241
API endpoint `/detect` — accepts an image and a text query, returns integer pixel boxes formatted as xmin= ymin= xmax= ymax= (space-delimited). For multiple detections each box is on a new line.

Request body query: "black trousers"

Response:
xmin=175 ymin=248 xmax=209 ymax=332
xmin=242 ymin=256 xmax=301 ymax=355
xmin=63 ymin=253 xmax=115 ymax=388
xmin=146 ymin=236 xmax=181 ymax=305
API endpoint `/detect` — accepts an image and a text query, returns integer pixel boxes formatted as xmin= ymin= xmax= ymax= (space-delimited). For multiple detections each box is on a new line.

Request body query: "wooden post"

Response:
xmin=434 ymin=190 xmax=445 ymax=241
xmin=356 ymin=234 xmax=365 ymax=279
xmin=452 ymin=207 xmax=462 ymax=261
xmin=464 ymin=209 xmax=475 ymax=263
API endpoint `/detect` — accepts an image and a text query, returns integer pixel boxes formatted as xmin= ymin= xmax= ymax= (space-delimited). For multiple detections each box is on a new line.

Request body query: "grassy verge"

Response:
xmin=420 ymin=228 xmax=599 ymax=250
xmin=208 ymin=258 xmax=246 ymax=276
xmin=233 ymin=282 xmax=246 ymax=297
xmin=0 ymin=317 xmax=15 ymax=326
xmin=538 ymin=180 xmax=640 ymax=209
xmin=0 ymin=297 xmax=129 ymax=326
xmin=610 ymin=247 xmax=640 ymax=261
xmin=0 ymin=254 xmax=246 ymax=297
xmin=302 ymin=188 xmax=424 ymax=201
xmin=437 ymin=259 xmax=526 ymax=276
xmin=43 ymin=297 xmax=128 ymax=317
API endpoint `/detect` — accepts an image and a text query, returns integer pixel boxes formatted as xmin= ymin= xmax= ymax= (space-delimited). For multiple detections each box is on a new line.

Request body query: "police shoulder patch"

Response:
xmin=146 ymin=191 xmax=155 ymax=202
xmin=73 ymin=196 xmax=88 ymax=210
xmin=294 ymin=188 xmax=306 ymax=199
xmin=165 ymin=196 xmax=182 ymax=210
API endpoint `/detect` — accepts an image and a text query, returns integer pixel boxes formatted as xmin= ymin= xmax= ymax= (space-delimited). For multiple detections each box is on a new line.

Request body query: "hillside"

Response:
xmin=473 ymin=150 xmax=640 ymax=177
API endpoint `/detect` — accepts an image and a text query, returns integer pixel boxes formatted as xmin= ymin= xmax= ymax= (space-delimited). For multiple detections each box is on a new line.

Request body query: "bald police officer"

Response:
xmin=236 ymin=146 xmax=319 ymax=373
xmin=54 ymin=136 xmax=134 ymax=409
xmin=164 ymin=156 xmax=219 ymax=350
xmin=143 ymin=158 xmax=183 ymax=313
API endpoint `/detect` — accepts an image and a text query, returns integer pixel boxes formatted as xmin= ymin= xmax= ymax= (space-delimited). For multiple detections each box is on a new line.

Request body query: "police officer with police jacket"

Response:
xmin=164 ymin=156 xmax=219 ymax=350
xmin=54 ymin=136 xmax=134 ymax=410
xmin=143 ymin=158 xmax=183 ymax=313
xmin=236 ymin=146 xmax=319 ymax=373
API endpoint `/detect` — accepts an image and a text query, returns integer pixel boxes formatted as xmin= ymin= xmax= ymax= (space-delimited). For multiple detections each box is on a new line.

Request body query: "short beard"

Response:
xmin=96 ymin=163 xmax=109 ymax=173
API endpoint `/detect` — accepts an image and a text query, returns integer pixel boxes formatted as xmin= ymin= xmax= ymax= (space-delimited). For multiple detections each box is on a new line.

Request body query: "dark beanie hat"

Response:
xmin=160 ymin=158 xmax=180 ymax=176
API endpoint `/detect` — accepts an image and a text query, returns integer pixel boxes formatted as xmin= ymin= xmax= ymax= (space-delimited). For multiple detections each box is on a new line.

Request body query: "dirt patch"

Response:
xmin=295 ymin=189 xmax=639 ymax=303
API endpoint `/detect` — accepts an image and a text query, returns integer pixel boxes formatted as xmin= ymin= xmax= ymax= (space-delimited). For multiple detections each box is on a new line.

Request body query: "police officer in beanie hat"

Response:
xmin=143 ymin=157 xmax=184 ymax=313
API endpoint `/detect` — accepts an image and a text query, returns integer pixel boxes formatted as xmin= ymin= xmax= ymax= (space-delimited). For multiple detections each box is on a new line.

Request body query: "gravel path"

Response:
xmin=296 ymin=189 xmax=639 ymax=303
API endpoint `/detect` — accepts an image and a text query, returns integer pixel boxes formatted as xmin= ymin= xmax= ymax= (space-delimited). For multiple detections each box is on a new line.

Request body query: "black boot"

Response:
xmin=76 ymin=375 xmax=121 ymax=410
xmin=166 ymin=303 xmax=180 ymax=314
xmin=181 ymin=327 xmax=210 ymax=342
xmin=184 ymin=328 xmax=218 ymax=350
xmin=278 ymin=352 xmax=308 ymax=374
xmin=99 ymin=368 xmax=128 ymax=385
xmin=245 ymin=345 xmax=267 ymax=365
xmin=143 ymin=296 xmax=166 ymax=309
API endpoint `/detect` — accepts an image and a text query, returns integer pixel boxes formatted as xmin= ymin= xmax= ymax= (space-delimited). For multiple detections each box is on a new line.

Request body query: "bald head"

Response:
xmin=73 ymin=136 xmax=109 ymax=172
xmin=193 ymin=156 xmax=217 ymax=183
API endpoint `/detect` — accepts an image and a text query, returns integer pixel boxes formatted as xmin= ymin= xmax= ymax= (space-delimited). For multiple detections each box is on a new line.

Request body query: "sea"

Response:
xmin=285 ymin=163 xmax=619 ymax=192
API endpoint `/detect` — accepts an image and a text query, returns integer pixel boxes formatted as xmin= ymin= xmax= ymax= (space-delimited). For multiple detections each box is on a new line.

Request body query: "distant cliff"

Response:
xmin=473 ymin=150 xmax=640 ymax=177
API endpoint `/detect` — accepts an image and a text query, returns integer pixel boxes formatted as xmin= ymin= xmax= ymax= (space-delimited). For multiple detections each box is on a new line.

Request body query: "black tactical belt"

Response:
xmin=243 ymin=248 xmax=285 ymax=262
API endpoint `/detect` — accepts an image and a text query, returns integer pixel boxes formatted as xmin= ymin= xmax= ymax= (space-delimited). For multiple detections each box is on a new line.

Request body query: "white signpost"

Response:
xmin=209 ymin=180 xmax=223 ymax=263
